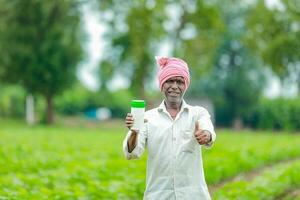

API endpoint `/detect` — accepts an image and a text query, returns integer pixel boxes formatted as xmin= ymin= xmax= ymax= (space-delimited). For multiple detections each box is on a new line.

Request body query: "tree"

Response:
xmin=171 ymin=0 xmax=225 ymax=77
xmin=186 ymin=1 xmax=267 ymax=128
xmin=98 ymin=0 xmax=166 ymax=98
xmin=97 ymin=0 xmax=226 ymax=98
xmin=0 ymin=0 xmax=83 ymax=123
xmin=246 ymin=0 xmax=300 ymax=91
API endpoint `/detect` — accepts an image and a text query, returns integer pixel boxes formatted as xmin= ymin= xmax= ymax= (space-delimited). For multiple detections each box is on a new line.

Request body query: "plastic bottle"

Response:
xmin=131 ymin=100 xmax=145 ymax=132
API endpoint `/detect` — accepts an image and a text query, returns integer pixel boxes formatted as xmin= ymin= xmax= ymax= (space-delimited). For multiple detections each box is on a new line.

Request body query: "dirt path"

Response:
xmin=208 ymin=157 xmax=300 ymax=194
xmin=276 ymin=187 xmax=300 ymax=200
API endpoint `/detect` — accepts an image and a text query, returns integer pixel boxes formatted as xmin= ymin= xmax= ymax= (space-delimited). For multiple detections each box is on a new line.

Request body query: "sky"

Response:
xmin=77 ymin=2 xmax=103 ymax=91
xmin=78 ymin=0 xmax=297 ymax=98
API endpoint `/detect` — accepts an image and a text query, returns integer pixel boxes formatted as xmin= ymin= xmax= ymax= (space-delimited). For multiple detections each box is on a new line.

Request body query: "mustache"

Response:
xmin=168 ymin=91 xmax=180 ymax=94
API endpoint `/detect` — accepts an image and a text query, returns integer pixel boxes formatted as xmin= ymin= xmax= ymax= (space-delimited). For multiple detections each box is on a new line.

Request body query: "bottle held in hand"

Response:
xmin=130 ymin=100 xmax=145 ymax=132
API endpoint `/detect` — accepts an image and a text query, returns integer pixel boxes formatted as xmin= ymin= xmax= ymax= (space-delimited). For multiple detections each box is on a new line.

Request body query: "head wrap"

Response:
xmin=155 ymin=56 xmax=190 ymax=91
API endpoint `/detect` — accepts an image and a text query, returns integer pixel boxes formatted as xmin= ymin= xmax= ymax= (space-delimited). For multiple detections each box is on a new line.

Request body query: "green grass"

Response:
xmin=204 ymin=129 xmax=300 ymax=184
xmin=213 ymin=159 xmax=300 ymax=200
xmin=0 ymin=119 xmax=300 ymax=199
xmin=0 ymin=120 xmax=146 ymax=199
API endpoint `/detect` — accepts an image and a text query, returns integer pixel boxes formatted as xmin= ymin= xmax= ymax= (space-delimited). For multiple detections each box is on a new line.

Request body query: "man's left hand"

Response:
xmin=194 ymin=122 xmax=211 ymax=145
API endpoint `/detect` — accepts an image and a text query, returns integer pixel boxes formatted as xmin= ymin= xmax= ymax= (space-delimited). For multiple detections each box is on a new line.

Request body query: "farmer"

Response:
xmin=123 ymin=56 xmax=216 ymax=200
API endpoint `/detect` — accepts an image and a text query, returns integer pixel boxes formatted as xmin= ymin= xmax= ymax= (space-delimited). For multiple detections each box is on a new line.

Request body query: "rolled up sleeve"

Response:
xmin=123 ymin=125 xmax=148 ymax=160
xmin=197 ymin=107 xmax=216 ymax=148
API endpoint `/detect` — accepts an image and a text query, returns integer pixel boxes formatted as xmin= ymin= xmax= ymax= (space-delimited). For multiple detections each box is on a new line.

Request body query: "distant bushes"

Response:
xmin=1 ymin=83 xmax=299 ymax=131
xmin=0 ymin=84 xmax=133 ymax=119
xmin=55 ymin=85 xmax=133 ymax=118
xmin=246 ymin=97 xmax=300 ymax=131
xmin=0 ymin=85 xmax=25 ymax=118
xmin=215 ymin=96 xmax=300 ymax=131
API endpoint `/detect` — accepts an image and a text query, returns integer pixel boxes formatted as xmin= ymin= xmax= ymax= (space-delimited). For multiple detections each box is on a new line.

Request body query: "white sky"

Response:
xmin=78 ymin=0 xmax=297 ymax=98
xmin=77 ymin=2 xmax=103 ymax=91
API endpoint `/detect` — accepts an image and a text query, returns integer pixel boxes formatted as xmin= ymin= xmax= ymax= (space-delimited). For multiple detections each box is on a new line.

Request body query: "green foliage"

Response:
xmin=55 ymin=86 xmax=133 ymax=118
xmin=55 ymin=83 xmax=99 ymax=115
xmin=98 ymin=60 xmax=114 ymax=91
xmin=213 ymin=160 xmax=300 ymax=199
xmin=0 ymin=85 xmax=26 ymax=118
xmin=0 ymin=0 xmax=83 ymax=95
xmin=173 ymin=1 xmax=225 ymax=75
xmin=0 ymin=0 xmax=84 ymax=123
xmin=98 ymin=0 xmax=166 ymax=97
xmin=0 ymin=120 xmax=145 ymax=199
xmin=186 ymin=3 xmax=266 ymax=127
xmin=246 ymin=0 xmax=300 ymax=85
xmin=247 ymin=97 xmax=300 ymax=131
xmin=107 ymin=89 xmax=133 ymax=118
xmin=1 ymin=121 xmax=300 ymax=199
xmin=98 ymin=0 xmax=227 ymax=97
xmin=204 ymin=129 xmax=300 ymax=184
xmin=207 ymin=40 xmax=265 ymax=126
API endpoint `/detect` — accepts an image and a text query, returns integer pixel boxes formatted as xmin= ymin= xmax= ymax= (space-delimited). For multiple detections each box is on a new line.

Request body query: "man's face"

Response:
xmin=162 ymin=76 xmax=185 ymax=104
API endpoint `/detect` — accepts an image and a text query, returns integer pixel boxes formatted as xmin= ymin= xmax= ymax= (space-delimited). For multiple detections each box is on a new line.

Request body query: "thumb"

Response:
xmin=195 ymin=121 xmax=200 ymax=131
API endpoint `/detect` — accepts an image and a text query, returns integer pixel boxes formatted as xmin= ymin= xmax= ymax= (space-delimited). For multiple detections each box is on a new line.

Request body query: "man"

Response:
xmin=123 ymin=56 xmax=216 ymax=200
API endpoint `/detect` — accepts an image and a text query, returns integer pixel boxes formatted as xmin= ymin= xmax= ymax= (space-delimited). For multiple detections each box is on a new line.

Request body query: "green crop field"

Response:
xmin=1 ymin=119 xmax=300 ymax=200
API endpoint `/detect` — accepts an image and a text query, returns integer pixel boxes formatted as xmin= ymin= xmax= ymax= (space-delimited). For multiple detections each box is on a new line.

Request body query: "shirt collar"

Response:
xmin=157 ymin=99 xmax=189 ymax=113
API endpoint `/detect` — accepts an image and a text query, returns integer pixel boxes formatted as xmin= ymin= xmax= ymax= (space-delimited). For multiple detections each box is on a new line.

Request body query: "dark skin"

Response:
xmin=162 ymin=76 xmax=185 ymax=118
xmin=125 ymin=76 xmax=211 ymax=152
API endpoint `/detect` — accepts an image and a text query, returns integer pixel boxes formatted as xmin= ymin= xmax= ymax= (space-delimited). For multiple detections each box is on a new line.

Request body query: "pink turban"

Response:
xmin=156 ymin=56 xmax=190 ymax=91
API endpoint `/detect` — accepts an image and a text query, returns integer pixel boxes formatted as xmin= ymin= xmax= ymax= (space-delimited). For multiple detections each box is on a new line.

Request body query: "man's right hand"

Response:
xmin=125 ymin=113 xmax=148 ymax=152
xmin=125 ymin=113 xmax=148 ymax=131
xmin=125 ymin=113 xmax=134 ymax=130
xmin=125 ymin=113 xmax=138 ymax=152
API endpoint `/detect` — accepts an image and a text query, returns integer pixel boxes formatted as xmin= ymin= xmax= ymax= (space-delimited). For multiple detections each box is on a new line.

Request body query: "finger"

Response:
xmin=195 ymin=122 xmax=199 ymax=131
xmin=195 ymin=133 xmax=208 ymax=140
xmin=195 ymin=132 xmax=201 ymax=139
xmin=195 ymin=132 xmax=206 ymax=138
xmin=125 ymin=120 xmax=134 ymax=124
xmin=199 ymin=140 xmax=206 ymax=145
xmin=126 ymin=116 xmax=134 ymax=120
xmin=126 ymin=118 xmax=134 ymax=122
xmin=195 ymin=121 xmax=201 ymax=132
xmin=196 ymin=138 xmax=205 ymax=145
xmin=126 ymin=121 xmax=133 ymax=125
xmin=125 ymin=115 xmax=134 ymax=129
xmin=197 ymin=137 xmax=207 ymax=145
xmin=126 ymin=114 xmax=133 ymax=119
xmin=131 ymin=129 xmax=138 ymax=134
xmin=126 ymin=115 xmax=134 ymax=119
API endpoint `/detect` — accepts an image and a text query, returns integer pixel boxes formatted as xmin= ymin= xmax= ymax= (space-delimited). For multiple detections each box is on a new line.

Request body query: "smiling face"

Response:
xmin=162 ymin=76 xmax=186 ymax=105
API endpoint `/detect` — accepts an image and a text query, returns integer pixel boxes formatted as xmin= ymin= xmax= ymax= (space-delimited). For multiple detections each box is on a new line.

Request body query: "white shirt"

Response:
xmin=123 ymin=100 xmax=216 ymax=200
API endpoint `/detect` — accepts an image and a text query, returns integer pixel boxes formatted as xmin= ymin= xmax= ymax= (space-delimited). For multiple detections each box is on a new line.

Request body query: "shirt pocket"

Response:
xmin=181 ymin=130 xmax=197 ymax=153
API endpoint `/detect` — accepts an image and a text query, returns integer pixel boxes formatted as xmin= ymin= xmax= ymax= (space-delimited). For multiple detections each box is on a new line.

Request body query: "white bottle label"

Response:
xmin=131 ymin=107 xmax=145 ymax=132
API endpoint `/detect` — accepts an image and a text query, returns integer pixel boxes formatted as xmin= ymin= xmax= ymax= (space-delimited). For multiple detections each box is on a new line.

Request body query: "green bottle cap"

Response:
xmin=131 ymin=100 xmax=146 ymax=108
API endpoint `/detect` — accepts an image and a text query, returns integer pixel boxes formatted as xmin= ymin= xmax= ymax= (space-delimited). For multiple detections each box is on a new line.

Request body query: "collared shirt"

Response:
xmin=123 ymin=100 xmax=216 ymax=200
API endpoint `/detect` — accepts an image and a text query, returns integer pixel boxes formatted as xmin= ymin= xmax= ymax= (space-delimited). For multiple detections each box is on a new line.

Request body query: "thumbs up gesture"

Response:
xmin=194 ymin=121 xmax=212 ymax=145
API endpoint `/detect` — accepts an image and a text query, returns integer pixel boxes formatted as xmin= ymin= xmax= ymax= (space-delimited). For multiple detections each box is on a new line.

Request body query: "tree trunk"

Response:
xmin=46 ymin=95 xmax=54 ymax=124
xmin=26 ymin=94 xmax=35 ymax=125
xmin=130 ymin=61 xmax=146 ymax=99
xmin=233 ymin=117 xmax=243 ymax=130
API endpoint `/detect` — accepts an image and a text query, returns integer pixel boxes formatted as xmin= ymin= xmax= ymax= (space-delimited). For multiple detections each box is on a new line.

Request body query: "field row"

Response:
xmin=204 ymin=130 xmax=300 ymax=184
xmin=213 ymin=159 xmax=300 ymax=199
xmin=0 ymin=122 xmax=300 ymax=199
